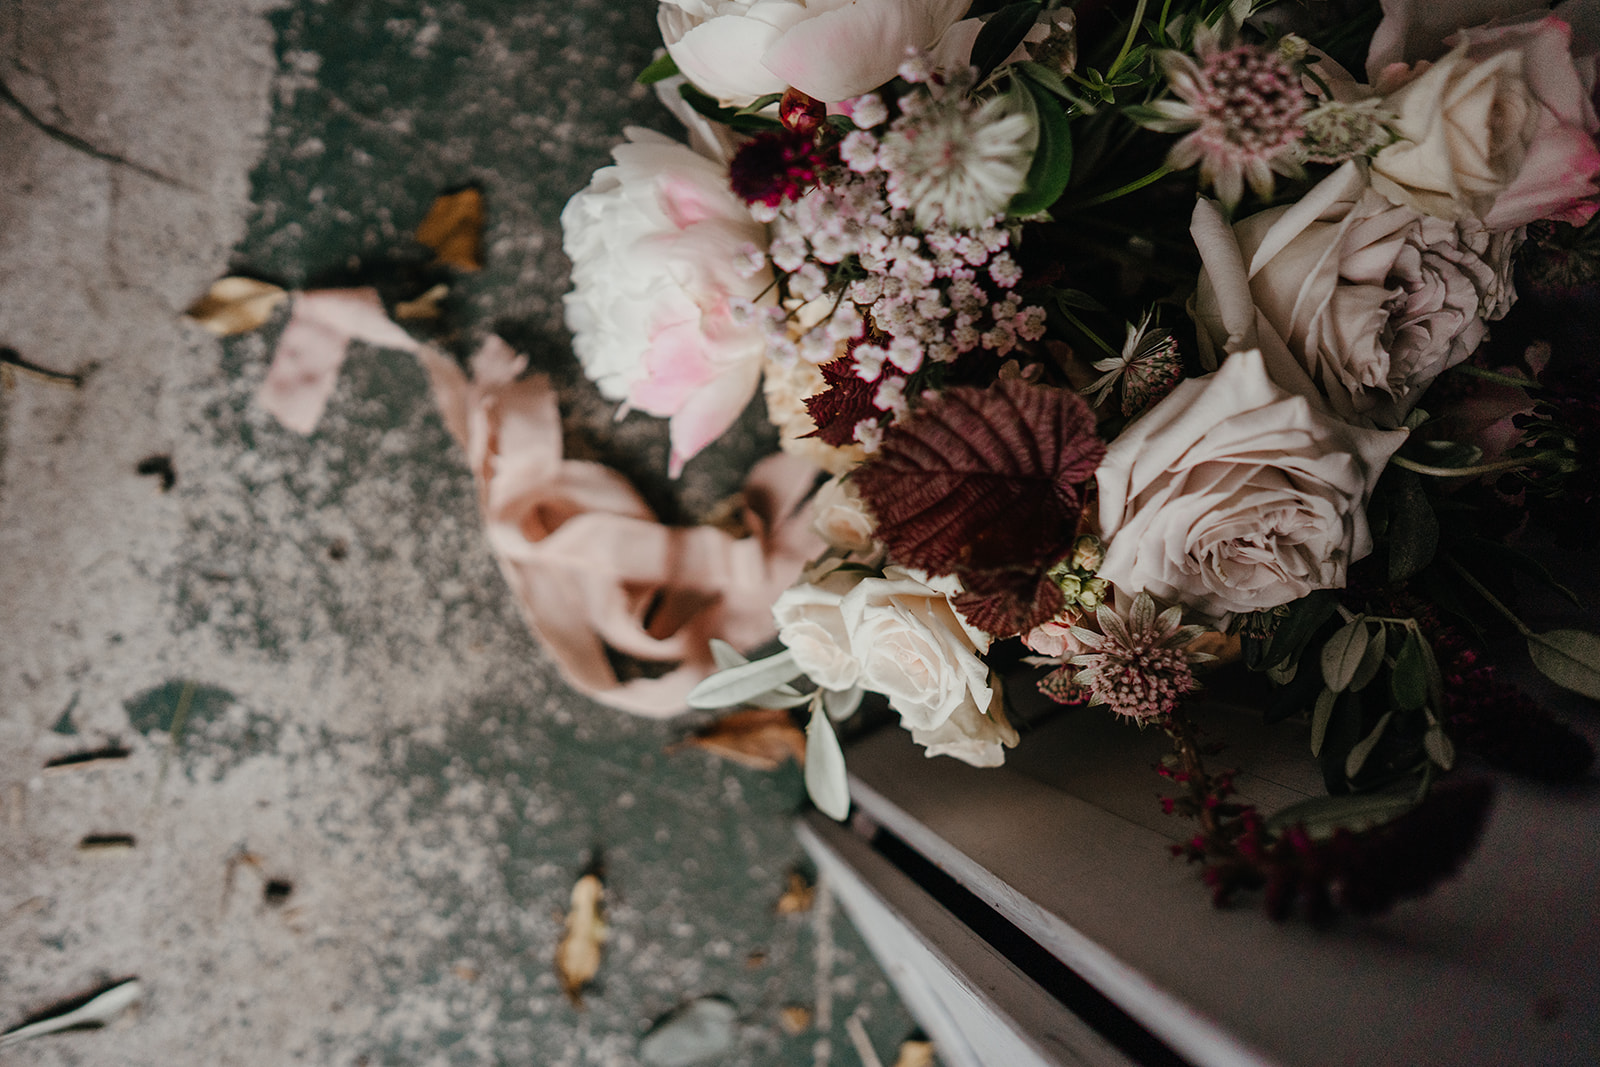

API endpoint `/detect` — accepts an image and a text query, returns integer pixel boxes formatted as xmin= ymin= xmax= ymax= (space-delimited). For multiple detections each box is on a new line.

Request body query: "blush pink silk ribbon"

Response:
xmin=258 ymin=289 xmax=823 ymax=717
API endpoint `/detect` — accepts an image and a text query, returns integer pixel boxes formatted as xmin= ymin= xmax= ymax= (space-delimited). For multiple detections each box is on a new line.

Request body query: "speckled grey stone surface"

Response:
xmin=0 ymin=1 xmax=922 ymax=1064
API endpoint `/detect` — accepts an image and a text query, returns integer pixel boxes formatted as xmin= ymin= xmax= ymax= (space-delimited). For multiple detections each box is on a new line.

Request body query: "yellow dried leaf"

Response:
xmin=779 ymin=1005 xmax=812 ymax=1035
xmin=416 ymin=188 xmax=484 ymax=271
xmin=678 ymin=708 xmax=806 ymax=771
xmin=775 ymin=870 xmax=815 ymax=915
xmin=185 ymin=277 xmax=288 ymax=336
xmin=893 ymin=1040 xmax=936 ymax=1067
xmin=395 ymin=283 xmax=450 ymax=321
xmin=555 ymin=873 xmax=605 ymax=1006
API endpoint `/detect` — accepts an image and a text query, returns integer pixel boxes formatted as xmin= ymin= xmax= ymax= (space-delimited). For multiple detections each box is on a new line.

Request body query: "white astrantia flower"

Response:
xmin=879 ymin=89 xmax=1037 ymax=231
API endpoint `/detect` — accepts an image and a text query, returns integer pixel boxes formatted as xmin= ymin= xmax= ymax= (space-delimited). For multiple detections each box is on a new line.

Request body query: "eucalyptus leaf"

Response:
xmin=1349 ymin=621 xmax=1388 ymax=692
xmin=1387 ymin=469 xmax=1438 ymax=582
xmin=823 ymin=685 xmax=864 ymax=722
xmin=805 ymin=699 xmax=851 ymax=821
xmin=1264 ymin=590 xmax=1340 ymax=671
xmin=1264 ymin=789 xmax=1417 ymax=840
xmin=1009 ymin=75 xmax=1073 ymax=216
xmin=708 ymin=639 xmax=747 ymax=671
xmin=686 ymin=650 xmax=800 ymax=709
xmin=971 ymin=2 xmax=1042 ymax=85
xmin=1527 ymin=629 xmax=1600 ymax=700
xmin=1310 ymin=686 xmax=1337 ymax=757
xmin=1391 ymin=631 xmax=1429 ymax=711
xmin=636 ymin=53 xmax=680 ymax=86
xmin=1345 ymin=710 xmax=1394 ymax=779
xmin=1321 ymin=619 xmax=1370 ymax=692
xmin=1266 ymin=659 xmax=1297 ymax=686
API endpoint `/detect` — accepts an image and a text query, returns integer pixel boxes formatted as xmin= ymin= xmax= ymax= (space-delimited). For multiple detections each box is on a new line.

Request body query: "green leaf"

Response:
xmin=1054 ymin=287 xmax=1108 ymax=313
xmin=678 ymin=83 xmax=781 ymax=133
xmin=1265 ymin=789 xmax=1417 ymax=840
xmin=686 ymin=650 xmax=801 ymax=709
xmin=804 ymin=698 xmax=851 ymax=821
xmin=636 ymin=53 xmax=680 ymax=86
xmin=1349 ymin=621 xmax=1388 ymax=692
xmin=971 ymin=2 xmax=1043 ymax=85
xmin=1345 ymin=710 xmax=1395 ymax=779
xmin=736 ymin=92 xmax=784 ymax=116
xmin=1416 ymin=439 xmax=1484 ymax=469
xmin=1528 ymin=629 xmax=1600 ymax=700
xmin=1320 ymin=687 xmax=1364 ymax=793
xmin=1264 ymin=590 xmax=1340 ymax=671
xmin=1009 ymin=74 xmax=1073 ymax=216
xmin=708 ymin=638 xmax=748 ymax=671
xmin=1321 ymin=618 xmax=1370 ymax=692
xmin=1387 ymin=469 xmax=1439 ymax=582
xmin=1310 ymin=686 xmax=1337 ymax=757
xmin=1390 ymin=630 xmax=1429 ymax=710
xmin=1424 ymin=726 xmax=1455 ymax=771
xmin=1015 ymin=60 xmax=1073 ymax=99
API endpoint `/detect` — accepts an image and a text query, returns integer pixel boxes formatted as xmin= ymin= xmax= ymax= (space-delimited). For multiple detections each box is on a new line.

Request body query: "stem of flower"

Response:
xmin=1448 ymin=363 xmax=1541 ymax=390
xmin=1166 ymin=703 xmax=1220 ymax=838
xmin=1446 ymin=556 xmax=1534 ymax=639
xmin=1058 ymin=306 xmax=1121 ymax=359
xmin=1109 ymin=0 xmax=1151 ymax=79
xmin=1076 ymin=165 xmax=1174 ymax=208
xmin=1388 ymin=454 xmax=1538 ymax=479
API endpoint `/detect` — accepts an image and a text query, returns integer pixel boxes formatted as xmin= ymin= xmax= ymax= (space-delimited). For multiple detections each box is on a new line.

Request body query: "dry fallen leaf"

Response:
xmin=775 ymin=870 xmax=815 ymax=915
xmin=892 ymin=1040 xmax=936 ymax=1067
xmin=415 ymin=188 xmax=484 ymax=271
xmin=395 ymin=283 xmax=450 ymax=321
xmin=185 ymin=277 xmax=288 ymax=336
xmin=555 ymin=873 xmax=605 ymax=1006
xmin=677 ymin=708 xmax=805 ymax=771
xmin=779 ymin=1004 xmax=812 ymax=1035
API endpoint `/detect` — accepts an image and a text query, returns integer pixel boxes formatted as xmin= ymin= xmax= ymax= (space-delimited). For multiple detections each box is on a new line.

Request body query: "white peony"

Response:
xmin=561 ymin=128 xmax=773 ymax=476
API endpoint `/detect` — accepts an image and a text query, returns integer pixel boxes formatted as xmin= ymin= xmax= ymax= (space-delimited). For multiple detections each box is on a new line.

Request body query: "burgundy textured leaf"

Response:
xmin=953 ymin=567 xmax=1065 ymax=638
xmin=853 ymin=380 xmax=1105 ymax=575
xmin=803 ymin=356 xmax=884 ymax=447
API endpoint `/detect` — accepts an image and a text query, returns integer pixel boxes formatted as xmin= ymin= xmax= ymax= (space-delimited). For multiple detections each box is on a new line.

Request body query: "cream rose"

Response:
xmin=772 ymin=564 xmax=866 ymax=691
xmin=909 ymin=691 xmax=1019 ymax=767
xmin=562 ymin=128 xmax=772 ymax=476
xmin=1096 ymin=350 xmax=1408 ymax=622
xmin=810 ymin=474 xmax=877 ymax=554
xmin=1193 ymin=161 xmax=1517 ymax=428
xmin=840 ymin=567 xmax=992 ymax=731
xmin=658 ymin=0 xmax=971 ymax=106
xmin=1368 ymin=10 xmax=1600 ymax=230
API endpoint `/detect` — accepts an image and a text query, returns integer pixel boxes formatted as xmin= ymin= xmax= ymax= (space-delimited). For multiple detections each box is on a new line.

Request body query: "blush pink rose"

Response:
xmin=1369 ymin=7 xmax=1600 ymax=230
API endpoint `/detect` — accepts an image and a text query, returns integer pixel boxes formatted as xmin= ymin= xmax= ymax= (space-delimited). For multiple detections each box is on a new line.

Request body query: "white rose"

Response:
xmin=910 ymin=691 xmax=1019 ymax=767
xmin=1368 ymin=10 xmax=1600 ymax=230
xmin=810 ymin=474 xmax=877 ymax=553
xmin=772 ymin=564 xmax=866 ymax=690
xmin=840 ymin=567 xmax=991 ymax=731
xmin=1096 ymin=350 xmax=1408 ymax=622
xmin=658 ymin=0 xmax=972 ymax=106
xmin=561 ymin=128 xmax=773 ymax=476
xmin=1193 ymin=161 xmax=1517 ymax=428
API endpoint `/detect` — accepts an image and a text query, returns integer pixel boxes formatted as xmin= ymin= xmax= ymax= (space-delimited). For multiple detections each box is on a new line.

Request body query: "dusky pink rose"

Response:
xmin=1369 ymin=8 xmax=1600 ymax=230
xmin=659 ymin=0 xmax=971 ymax=106
xmin=1192 ymin=161 xmax=1517 ymax=428
xmin=562 ymin=128 xmax=772 ymax=476
xmin=1096 ymin=350 xmax=1408 ymax=621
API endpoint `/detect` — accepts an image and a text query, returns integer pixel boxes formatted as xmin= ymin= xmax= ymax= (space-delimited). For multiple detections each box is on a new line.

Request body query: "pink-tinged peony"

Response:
xmin=1368 ymin=9 xmax=1600 ymax=230
xmin=1143 ymin=30 xmax=1308 ymax=207
xmin=1069 ymin=592 xmax=1214 ymax=721
xmin=1096 ymin=350 xmax=1408 ymax=622
xmin=657 ymin=0 xmax=972 ymax=107
xmin=562 ymin=128 xmax=773 ymax=476
xmin=1192 ymin=161 xmax=1518 ymax=428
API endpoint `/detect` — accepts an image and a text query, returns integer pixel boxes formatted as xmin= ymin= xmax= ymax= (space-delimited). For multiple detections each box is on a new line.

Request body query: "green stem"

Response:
xmin=1077 ymin=165 xmax=1173 ymax=207
xmin=1446 ymin=557 xmax=1534 ymax=638
xmin=1059 ymin=306 xmax=1121 ymax=359
xmin=1389 ymin=454 xmax=1532 ymax=479
xmin=1109 ymin=0 xmax=1151 ymax=78
xmin=1448 ymin=363 xmax=1540 ymax=390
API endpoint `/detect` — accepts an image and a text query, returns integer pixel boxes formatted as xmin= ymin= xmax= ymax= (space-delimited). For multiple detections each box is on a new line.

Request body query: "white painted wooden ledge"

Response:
xmin=802 ymin=693 xmax=1600 ymax=1067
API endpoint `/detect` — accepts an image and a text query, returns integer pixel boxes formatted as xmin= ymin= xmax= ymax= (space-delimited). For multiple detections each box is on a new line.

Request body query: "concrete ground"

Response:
xmin=0 ymin=1 xmax=921 ymax=1063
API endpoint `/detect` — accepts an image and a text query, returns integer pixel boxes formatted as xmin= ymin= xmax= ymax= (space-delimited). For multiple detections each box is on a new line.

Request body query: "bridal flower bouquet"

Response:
xmin=559 ymin=0 xmax=1600 ymax=919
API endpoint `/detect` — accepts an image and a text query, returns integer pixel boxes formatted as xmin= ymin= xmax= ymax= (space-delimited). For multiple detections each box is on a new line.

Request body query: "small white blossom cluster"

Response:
xmin=733 ymin=88 xmax=1047 ymax=450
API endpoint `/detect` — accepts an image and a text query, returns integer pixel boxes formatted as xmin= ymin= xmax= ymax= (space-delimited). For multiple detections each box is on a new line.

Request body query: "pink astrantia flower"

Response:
xmin=1144 ymin=28 xmax=1309 ymax=207
xmin=1069 ymin=592 xmax=1215 ymax=721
